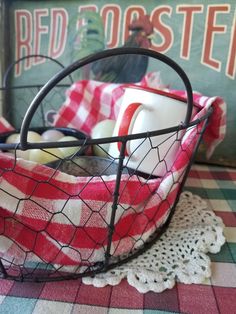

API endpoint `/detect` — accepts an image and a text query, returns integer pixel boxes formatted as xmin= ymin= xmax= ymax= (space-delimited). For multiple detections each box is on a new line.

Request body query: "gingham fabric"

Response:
xmin=54 ymin=76 xmax=226 ymax=159
xmin=0 ymin=75 xmax=226 ymax=267
xmin=0 ymin=164 xmax=235 ymax=314
xmin=0 ymin=118 xmax=14 ymax=133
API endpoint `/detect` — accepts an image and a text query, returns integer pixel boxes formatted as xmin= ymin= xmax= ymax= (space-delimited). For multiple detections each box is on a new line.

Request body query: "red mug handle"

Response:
xmin=117 ymin=102 xmax=142 ymax=156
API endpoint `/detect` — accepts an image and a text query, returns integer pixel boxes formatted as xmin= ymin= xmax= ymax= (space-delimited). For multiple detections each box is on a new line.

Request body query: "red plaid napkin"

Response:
xmin=0 ymin=73 xmax=226 ymax=267
xmin=54 ymin=73 xmax=226 ymax=159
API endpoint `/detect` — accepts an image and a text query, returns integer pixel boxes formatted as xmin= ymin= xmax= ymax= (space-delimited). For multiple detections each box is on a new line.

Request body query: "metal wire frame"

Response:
xmin=0 ymin=54 xmax=73 ymax=126
xmin=0 ymin=110 xmax=212 ymax=282
xmin=1 ymin=54 xmax=73 ymax=88
xmin=0 ymin=47 xmax=213 ymax=281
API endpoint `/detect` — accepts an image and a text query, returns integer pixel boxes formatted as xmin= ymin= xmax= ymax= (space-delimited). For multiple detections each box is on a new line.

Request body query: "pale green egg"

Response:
xmin=91 ymin=119 xmax=116 ymax=157
xmin=29 ymin=148 xmax=63 ymax=164
xmin=6 ymin=133 xmax=20 ymax=144
xmin=58 ymin=136 xmax=80 ymax=157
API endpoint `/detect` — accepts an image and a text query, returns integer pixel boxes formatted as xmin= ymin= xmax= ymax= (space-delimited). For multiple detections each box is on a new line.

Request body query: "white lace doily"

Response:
xmin=82 ymin=191 xmax=225 ymax=293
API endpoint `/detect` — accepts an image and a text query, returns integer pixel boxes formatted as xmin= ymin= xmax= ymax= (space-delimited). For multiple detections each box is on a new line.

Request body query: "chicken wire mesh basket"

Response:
xmin=0 ymin=47 xmax=212 ymax=282
xmin=1 ymin=54 xmax=74 ymax=129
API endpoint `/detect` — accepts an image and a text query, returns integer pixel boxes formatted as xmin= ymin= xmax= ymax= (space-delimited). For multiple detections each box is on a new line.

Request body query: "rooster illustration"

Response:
xmin=46 ymin=13 xmax=154 ymax=125
xmin=71 ymin=12 xmax=154 ymax=83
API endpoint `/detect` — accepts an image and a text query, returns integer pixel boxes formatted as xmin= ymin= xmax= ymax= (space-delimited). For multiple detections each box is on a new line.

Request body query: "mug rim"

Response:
xmin=125 ymin=84 xmax=199 ymax=108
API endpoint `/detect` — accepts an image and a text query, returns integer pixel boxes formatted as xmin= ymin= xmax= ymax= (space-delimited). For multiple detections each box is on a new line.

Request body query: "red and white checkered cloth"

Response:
xmin=0 ymin=73 xmax=226 ymax=268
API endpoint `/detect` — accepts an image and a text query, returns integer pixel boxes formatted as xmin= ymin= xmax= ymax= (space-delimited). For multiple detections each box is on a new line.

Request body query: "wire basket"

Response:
xmin=0 ymin=48 xmax=212 ymax=282
xmin=1 ymin=54 xmax=74 ymax=129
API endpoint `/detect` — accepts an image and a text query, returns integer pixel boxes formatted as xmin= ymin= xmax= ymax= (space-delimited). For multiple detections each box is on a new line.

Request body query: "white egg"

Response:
xmin=91 ymin=119 xmax=116 ymax=157
xmin=41 ymin=129 xmax=64 ymax=142
xmin=58 ymin=136 xmax=81 ymax=157
xmin=29 ymin=148 xmax=63 ymax=164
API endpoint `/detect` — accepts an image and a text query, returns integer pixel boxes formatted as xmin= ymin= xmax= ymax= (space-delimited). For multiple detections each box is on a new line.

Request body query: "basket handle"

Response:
xmin=19 ymin=47 xmax=193 ymax=150
xmin=2 ymin=54 xmax=73 ymax=88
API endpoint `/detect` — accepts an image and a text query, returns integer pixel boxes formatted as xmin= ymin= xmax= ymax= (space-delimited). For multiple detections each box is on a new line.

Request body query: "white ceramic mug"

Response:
xmin=109 ymin=86 xmax=189 ymax=177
